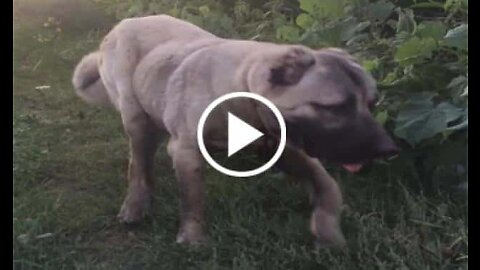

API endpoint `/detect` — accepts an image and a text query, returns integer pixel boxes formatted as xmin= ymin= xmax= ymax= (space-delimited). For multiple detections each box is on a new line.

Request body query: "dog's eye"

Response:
xmin=310 ymin=102 xmax=351 ymax=114
xmin=310 ymin=95 xmax=356 ymax=115
xmin=328 ymin=103 xmax=349 ymax=113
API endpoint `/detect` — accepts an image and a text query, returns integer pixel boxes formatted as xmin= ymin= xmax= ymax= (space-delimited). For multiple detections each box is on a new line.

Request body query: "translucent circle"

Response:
xmin=197 ymin=92 xmax=287 ymax=178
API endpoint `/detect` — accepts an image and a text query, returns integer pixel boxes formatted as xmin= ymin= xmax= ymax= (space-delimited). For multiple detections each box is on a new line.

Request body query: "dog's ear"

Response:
xmin=269 ymin=47 xmax=316 ymax=86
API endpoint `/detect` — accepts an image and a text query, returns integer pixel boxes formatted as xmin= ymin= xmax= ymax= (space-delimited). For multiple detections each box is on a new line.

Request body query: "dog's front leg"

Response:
xmin=167 ymin=137 xmax=207 ymax=245
xmin=278 ymin=145 xmax=346 ymax=248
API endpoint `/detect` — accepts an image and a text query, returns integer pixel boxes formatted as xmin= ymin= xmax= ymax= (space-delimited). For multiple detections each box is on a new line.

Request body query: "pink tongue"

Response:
xmin=342 ymin=164 xmax=363 ymax=173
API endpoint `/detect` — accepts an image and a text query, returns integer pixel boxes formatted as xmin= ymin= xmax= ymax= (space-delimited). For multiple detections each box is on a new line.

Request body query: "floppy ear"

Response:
xmin=269 ymin=47 xmax=316 ymax=86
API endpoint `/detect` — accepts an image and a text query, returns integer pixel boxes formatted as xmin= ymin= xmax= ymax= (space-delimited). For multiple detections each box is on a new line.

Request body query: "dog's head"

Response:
xmin=249 ymin=46 xmax=399 ymax=172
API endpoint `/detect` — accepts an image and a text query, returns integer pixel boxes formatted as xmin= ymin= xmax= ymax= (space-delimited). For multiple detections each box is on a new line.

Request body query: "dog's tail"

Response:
xmin=72 ymin=52 xmax=112 ymax=107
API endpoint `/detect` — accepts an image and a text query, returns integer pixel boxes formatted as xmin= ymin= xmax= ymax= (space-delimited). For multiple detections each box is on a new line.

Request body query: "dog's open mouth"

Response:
xmin=341 ymin=163 xmax=363 ymax=173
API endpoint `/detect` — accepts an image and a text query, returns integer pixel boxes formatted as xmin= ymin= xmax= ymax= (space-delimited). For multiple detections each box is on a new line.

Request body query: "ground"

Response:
xmin=13 ymin=1 xmax=467 ymax=269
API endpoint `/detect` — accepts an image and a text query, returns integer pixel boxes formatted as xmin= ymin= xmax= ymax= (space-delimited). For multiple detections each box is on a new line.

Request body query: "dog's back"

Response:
xmin=72 ymin=15 xmax=216 ymax=109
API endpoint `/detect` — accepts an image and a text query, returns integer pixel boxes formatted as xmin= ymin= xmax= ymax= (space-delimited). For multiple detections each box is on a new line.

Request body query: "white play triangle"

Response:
xmin=227 ymin=112 xmax=264 ymax=157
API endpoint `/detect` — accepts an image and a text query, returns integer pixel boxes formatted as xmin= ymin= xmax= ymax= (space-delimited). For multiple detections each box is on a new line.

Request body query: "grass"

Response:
xmin=13 ymin=1 xmax=467 ymax=269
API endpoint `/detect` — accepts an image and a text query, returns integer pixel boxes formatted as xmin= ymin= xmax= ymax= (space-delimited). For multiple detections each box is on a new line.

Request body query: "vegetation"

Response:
xmin=14 ymin=0 xmax=467 ymax=269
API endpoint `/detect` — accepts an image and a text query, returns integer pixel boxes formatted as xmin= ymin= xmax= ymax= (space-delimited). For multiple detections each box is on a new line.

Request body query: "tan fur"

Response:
xmin=72 ymin=15 xmax=384 ymax=247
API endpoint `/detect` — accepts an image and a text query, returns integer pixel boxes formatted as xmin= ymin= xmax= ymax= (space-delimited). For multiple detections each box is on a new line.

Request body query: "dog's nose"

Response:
xmin=376 ymin=137 xmax=400 ymax=158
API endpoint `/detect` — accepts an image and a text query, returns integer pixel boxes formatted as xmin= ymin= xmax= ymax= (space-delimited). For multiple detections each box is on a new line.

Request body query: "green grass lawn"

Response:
xmin=13 ymin=2 xmax=467 ymax=269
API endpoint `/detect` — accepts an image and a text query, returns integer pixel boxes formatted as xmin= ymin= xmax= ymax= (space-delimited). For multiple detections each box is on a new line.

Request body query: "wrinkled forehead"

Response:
xmin=266 ymin=49 xmax=378 ymax=109
xmin=315 ymin=49 xmax=377 ymax=102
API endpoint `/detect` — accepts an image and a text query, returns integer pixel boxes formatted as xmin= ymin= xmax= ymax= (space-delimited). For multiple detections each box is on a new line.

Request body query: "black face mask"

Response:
xmin=285 ymin=115 xmax=398 ymax=164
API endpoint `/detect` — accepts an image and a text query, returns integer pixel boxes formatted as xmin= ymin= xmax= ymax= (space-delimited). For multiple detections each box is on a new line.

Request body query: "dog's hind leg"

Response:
xmin=167 ymin=137 xmax=207 ymax=245
xmin=277 ymin=145 xmax=346 ymax=248
xmin=98 ymin=31 xmax=161 ymax=224
xmin=117 ymin=104 xmax=161 ymax=224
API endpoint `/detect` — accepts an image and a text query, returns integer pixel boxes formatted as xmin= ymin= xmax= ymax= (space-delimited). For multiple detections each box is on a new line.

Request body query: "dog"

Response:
xmin=72 ymin=15 xmax=399 ymax=247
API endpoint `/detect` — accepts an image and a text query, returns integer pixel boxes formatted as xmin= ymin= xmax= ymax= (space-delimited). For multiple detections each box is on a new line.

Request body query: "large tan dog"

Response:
xmin=72 ymin=15 xmax=398 ymax=247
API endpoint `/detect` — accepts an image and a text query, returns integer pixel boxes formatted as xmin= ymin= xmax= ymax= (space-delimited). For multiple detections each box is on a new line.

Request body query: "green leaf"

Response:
xmin=416 ymin=21 xmax=446 ymax=40
xmin=381 ymin=71 xmax=397 ymax=85
xmin=316 ymin=24 xmax=344 ymax=46
xmin=199 ymin=5 xmax=210 ymax=17
xmin=447 ymin=75 xmax=467 ymax=90
xmin=169 ymin=8 xmax=180 ymax=17
xmin=461 ymin=85 xmax=468 ymax=97
xmin=444 ymin=24 xmax=468 ymax=51
xmin=444 ymin=0 xmax=456 ymax=10
xmin=339 ymin=19 xmax=371 ymax=42
xmin=407 ymin=92 xmax=438 ymax=104
xmin=148 ymin=3 xmax=163 ymax=13
xmin=299 ymin=0 xmax=345 ymax=19
xmin=233 ymin=1 xmax=249 ymax=20
xmin=394 ymin=37 xmax=437 ymax=66
xmin=394 ymin=31 xmax=411 ymax=45
xmin=437 ymin=102 xmax=463 ymax=122
xmin=411 ymin=2 xmax=444 ymax=9
xmin=346 ymin=33 xmax=369 ymax=46
xmin=299 ymin=0 xmax=315 ymax=14
xmin=444 ymin=0 xmax=467 ymax=11
xmin=397 ymin=9 xmax=416 ymax=34
xmin=375 ymin=111 xmax=389 ymax=126
xmin=276 ymin=25 xmax=300 ymax=42
xmin=368 ymin=0 xmax=395 ymax=22
xmin=394 ymin=101 xmax=443 ymax=145
xmin=447 ymin=107 xmax=467 ymax=131
xmin=362 ymin=58 xmax=380 ymax=72
xmin=355 ymin=21 xmax=371 ymax=32
xmin=301 ymin=19 xmax=351 ymax=46
xmin=218 ymin=16 xmax=234 ymax=32
xmin=394 ymin=97 xmax=462 ymax=145
xmin=296 ymin=13 xmax=314 ymax=30
xmin=127 ymin=2 xmax=144 ymax=16
xmin=447 ymin=118 xmax=468 ymax=130
xmin=339 ymin=18 xmax=360 ymax=42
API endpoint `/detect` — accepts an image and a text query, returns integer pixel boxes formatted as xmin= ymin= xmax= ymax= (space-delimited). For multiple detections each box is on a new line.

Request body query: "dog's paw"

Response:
xmin=310 ymin=208 xmax=346 ymax=249
xmin=176 ymin=220 xmax=207 ymax=245
xmin=117 ymin=192 xmax=152 ymax=225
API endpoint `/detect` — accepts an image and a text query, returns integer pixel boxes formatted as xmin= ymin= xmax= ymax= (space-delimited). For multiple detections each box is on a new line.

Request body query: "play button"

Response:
xmin=197 ymin=92 xmax=286 ymax=178
xmin=228 ymin=112 xmax=264 ymax=157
